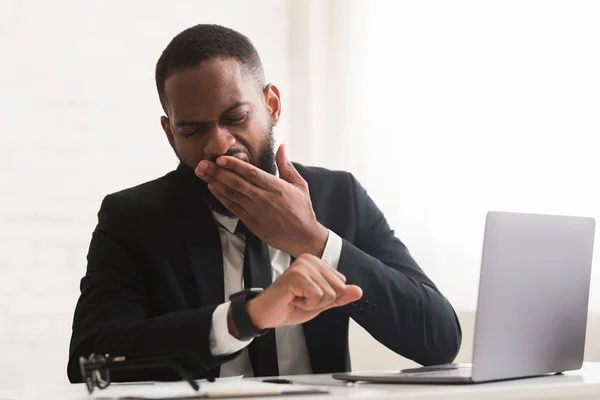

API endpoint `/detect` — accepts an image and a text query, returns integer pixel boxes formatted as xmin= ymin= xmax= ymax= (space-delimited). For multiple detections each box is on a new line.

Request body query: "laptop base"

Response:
xmin=332 ymin=366 xmax=474 ymax=384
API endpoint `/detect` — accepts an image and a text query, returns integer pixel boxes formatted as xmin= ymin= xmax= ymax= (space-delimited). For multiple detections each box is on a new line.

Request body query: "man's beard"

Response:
xmin=180 ymin=122 xmax=276 ymax=218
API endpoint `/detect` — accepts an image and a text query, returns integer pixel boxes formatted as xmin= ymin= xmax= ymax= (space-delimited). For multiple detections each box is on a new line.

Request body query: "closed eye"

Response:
xmin=224 ymin=112 xmax=248 ymax=124
xmin=181 ymin=127 xmax=206 ymax=138
xmin=181 ymin=129 xmax=200 ymax=139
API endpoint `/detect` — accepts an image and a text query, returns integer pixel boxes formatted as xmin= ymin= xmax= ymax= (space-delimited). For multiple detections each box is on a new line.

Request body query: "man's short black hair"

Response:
xmin=155 ymin=24 xmax=265 ymax=113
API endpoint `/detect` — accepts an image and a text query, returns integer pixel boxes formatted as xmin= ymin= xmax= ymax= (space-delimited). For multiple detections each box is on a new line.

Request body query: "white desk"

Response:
xmin=2 ymin=362 xmax=600 ymax=400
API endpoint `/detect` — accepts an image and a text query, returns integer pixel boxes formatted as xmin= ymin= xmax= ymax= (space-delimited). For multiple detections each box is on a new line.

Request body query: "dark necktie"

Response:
xmin=236 ymin=222 xmax=280 ymax=377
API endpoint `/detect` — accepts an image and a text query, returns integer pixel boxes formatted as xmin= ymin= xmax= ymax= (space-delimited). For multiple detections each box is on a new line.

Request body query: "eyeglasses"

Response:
xmin=78 ymin=350 xmax=215 ymax=394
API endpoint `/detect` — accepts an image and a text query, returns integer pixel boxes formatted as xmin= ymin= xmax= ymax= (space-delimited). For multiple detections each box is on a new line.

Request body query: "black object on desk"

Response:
xmin=262 ymin=378 xmax=293 ymax=384
xmin=79 ymin=349 xmax=214 ymax=394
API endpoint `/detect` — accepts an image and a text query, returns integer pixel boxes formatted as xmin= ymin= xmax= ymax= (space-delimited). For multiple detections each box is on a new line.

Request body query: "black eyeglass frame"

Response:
xmin=78 ymin=350 xmax=215 ymax=394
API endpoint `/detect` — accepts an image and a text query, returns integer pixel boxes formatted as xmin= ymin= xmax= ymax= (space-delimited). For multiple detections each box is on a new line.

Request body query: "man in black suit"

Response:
xmin=67 ymin=24 xmax=461 ymax=383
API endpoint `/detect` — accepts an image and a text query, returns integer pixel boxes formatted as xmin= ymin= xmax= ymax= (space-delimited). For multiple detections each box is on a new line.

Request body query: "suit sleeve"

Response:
xmin=338 ymin=174 xmax=462 ymax=366
xmin=67 ymin=194 xmax=237 ymax=383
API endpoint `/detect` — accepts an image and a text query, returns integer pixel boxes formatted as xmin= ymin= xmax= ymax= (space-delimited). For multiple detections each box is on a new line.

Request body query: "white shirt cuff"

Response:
xmin=321 ymin=230 xmax=343 ymax=270
xmin=209 ymin=302 xmax=253 ymax=356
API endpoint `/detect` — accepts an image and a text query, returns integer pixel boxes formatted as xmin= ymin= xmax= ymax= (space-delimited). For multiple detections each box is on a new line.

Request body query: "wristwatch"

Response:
xmin=229 ymin=288 xmax=268 ymax=340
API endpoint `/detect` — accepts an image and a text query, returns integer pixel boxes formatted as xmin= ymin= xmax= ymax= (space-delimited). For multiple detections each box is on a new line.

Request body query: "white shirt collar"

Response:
xmin=212 ymin=212 xmax=239 ymax=234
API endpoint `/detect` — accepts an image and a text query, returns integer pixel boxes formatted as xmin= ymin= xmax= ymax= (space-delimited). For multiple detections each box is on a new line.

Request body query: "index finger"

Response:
xmin=216 ymin=155 xmax=280 ymax=190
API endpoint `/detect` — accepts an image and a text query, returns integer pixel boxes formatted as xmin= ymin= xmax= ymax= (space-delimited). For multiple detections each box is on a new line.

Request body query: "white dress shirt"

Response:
xmin=208 ymin=212 xmax=343 ymax=377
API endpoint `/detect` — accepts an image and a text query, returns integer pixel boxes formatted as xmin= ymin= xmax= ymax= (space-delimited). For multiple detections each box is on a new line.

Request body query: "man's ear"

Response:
xmin=263 ymin=83 xmax=281 ymax=126
xmin=160 ymin=116 xmax=176 ymax=148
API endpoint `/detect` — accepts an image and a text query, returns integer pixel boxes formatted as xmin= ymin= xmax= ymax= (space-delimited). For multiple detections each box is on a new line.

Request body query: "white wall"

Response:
xmin=351 ymin=0 xmax=600 ymax=314
xmin=0 ymin=0 xmax=290 ymax=390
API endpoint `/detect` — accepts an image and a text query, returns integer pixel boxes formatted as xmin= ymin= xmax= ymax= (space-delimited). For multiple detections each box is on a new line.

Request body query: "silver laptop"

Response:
xmin=333 ymin=211 xmax=596 ymax=384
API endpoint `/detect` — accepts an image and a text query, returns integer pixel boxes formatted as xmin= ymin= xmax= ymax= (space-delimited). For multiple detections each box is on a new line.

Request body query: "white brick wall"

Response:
xmin=0 ymin=0 xmax=290 ymax=390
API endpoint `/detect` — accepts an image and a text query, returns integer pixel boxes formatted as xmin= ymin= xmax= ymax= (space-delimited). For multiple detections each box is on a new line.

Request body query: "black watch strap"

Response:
xmin=229 ymin=288 xmax=268 ymax=340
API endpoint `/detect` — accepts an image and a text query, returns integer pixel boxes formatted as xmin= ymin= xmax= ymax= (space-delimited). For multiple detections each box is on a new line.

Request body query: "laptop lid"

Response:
xmin=471 ymin=211 xmax=595 ymax=382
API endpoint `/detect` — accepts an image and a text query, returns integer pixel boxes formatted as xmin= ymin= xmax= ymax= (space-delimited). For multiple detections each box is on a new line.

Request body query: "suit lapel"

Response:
xmin=169 ymin=164 xmax=224 ymax=307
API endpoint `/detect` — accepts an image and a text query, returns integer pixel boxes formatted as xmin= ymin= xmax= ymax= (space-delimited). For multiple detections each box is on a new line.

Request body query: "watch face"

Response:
xmin=246 ymin=288 xmax=264 ymax=297
xmin=230 ymin=288 xmax=264 ymax=300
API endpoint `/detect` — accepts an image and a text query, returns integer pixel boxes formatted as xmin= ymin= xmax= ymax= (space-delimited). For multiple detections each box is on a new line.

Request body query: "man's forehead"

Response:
xmin=164 ymin=58 xmax=257 ymax=119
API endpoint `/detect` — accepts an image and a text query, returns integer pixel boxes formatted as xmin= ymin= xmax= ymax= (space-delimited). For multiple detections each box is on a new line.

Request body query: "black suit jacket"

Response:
xmin=67 ymin=163 xmax=461 ymax=383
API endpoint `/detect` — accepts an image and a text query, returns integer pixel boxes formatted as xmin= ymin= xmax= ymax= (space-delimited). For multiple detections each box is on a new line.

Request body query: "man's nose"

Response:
xmin=204 ymin=126 xmax=236 ymax=157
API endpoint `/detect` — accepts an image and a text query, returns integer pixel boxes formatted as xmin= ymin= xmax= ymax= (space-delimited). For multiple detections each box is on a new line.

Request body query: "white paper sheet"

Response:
xmin=91 ymin=379 xmax=325 ymax=399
